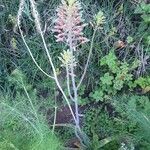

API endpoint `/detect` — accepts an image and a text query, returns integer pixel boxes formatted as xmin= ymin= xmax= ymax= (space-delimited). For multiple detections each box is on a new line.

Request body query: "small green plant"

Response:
xmin=134 ymin=76 xmax=150 ymax=93
xmin=90 ymin=50 xmax=139 ymax=101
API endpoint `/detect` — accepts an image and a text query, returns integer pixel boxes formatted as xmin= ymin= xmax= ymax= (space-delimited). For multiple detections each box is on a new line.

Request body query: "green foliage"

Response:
xmin=134 ymin=2 xmax=150 ymax=24
xmin=134 ymin=76 xmax=150 ymax=93
xmin=84 ymin=94 xmax=150 ymax=149
xmin=88 ymin=132 xmax=116 ymax=150
xmin=100 ymin=73 xmax=114 ymax=86
xmin=0 ymin=90 xmax=63 ymax=150
xmin=127 ymin=36 xmax=134 ymax=44
xmin=0 ymin=68 xmax=63 ymax=150
xmin=91 ymin=90 xmax=104 ymax=102
xmin=8 ymin=69 xmax=32 ymax=91
xmin=100 ymin=51 xmax=118 ymax=73
xmin=112 ymin=94 xmax=150 ymax=149
xmin=90 ymin=51 xmax=139 ymax=102
xmin=83 ymin=105 xmax=136 ymax=150
xmin=134 ymin=1 xmax=150 ymax=48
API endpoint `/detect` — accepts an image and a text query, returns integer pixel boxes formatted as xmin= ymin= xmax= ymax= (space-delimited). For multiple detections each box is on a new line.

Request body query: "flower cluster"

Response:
xmin=94 ymin=10 xmax=105 ymax=29
xmin=53 ymin=0 xmax=89 ymax=47
xmin=58 ymin=50 xmax=76 ymax=67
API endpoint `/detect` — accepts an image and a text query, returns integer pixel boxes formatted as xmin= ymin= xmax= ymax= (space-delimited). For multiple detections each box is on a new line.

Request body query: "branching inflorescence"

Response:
xmin=53 ymin=0 xmax=90 ymax=142
xmin=17 ymin=0 xmax=105 ymax=146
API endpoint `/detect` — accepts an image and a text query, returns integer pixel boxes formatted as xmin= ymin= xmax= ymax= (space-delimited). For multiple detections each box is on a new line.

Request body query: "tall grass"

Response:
xmin=0 ymin=89 xmax=63 ymax=150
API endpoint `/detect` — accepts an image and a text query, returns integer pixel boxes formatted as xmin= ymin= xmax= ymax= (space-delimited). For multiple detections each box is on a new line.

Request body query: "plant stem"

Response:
xmin=18 ymin=26 xmax=54 ymax=79
xmin=77 ymin=28 xmax=97 ymax=89
xmin=52 ymin=106 xmax=57 ymax=134
xmin=38 ymin=31 xmax=77 ymax=125
xmin=68 ymin=37 xmax=80 ymax=129
xmin=66 ymin=65 xmax=74 ymax=101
